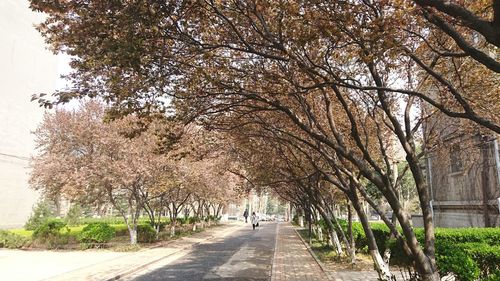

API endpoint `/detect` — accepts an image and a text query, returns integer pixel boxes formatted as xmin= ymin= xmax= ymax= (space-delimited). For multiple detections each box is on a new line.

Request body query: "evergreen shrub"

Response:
xmin=137 ymin=224 xmax=156 ymax=243
xmin=78 ymin=222 xmax=115 ymax=248
xmin=25 ymin=201 xmax=53 ymax=230
xmin=32 ymin=219 xmax=69 ymax=249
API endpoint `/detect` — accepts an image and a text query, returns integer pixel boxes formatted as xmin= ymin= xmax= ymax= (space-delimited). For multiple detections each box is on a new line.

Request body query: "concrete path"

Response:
xmin=332 ymin=271 xmax=379 ymax=281
xmin=0 ymin=249 xmax=126 ymax=281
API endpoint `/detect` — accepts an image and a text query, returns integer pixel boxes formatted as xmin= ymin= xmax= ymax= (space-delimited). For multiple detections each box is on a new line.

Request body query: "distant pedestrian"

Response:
xmin=243 ymin=209 xmax=249 ymax=223
xmin=251 ymin=212 xmax=259 ymax=230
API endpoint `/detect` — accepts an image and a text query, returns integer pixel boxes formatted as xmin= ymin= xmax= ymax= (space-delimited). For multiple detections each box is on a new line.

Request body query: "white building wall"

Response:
xmin=0 ymin=0 xmax=59 ymax=228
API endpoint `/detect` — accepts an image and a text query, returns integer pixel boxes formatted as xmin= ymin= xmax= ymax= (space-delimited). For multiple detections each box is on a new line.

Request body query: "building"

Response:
xmin=0 ymin=0 xmax=59 ymax=228
xmin=423 ymin=111 xmax=500 ymax=227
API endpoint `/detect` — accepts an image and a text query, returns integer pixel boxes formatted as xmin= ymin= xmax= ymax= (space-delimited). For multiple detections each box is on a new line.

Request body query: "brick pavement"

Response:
xmin=272 ymin=223 xmax=329 ymax=281
xmin=272 ymin=223 xmax=380 ymax=281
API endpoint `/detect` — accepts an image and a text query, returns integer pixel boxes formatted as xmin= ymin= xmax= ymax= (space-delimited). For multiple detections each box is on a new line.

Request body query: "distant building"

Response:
xmin=0 ymin=0 xmax=59 ymax=228
xmin=423 ymin=112 xmax=500 ymax=227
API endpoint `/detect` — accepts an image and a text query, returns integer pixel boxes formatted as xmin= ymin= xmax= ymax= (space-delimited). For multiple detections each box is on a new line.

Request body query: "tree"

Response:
xmin=27 ymin=1 xmax=500 ymax=279
xmin=30 ymin=101 xmax=170 ymax=244
xmin=413 ymin=0 xmax=500 ymax=72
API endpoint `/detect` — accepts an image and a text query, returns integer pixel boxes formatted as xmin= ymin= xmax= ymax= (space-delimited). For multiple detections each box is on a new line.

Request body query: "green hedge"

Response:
xmin=319 ymin=219 xmax=500 ymax=280
xmin=387 ymin=228 xmax=500 ymax=280
xmin=78 ymin=222 xmax=115 ymax=248
xmin=333 ymin=219 xmax=389 ymax=254
xmin=137 ymin=224 xmax=156 ymax=243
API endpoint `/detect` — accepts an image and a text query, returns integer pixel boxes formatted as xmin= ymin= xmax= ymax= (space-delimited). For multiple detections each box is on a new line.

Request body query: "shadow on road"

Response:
xmin=131 ymin=222 xmax=278 ymax=281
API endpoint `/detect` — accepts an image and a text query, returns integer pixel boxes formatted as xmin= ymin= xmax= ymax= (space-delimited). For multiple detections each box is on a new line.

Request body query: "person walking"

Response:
xmin=251 ymin=212 xmax=259 ymax=230
xmin=243 ymin=209 xmax=249 ymax=223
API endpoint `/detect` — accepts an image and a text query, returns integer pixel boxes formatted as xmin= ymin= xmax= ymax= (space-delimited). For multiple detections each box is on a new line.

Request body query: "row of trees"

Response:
xmin=30 ymin=101 xmax=242 ymax=244
xmin=29 ymin=1 xmax=499 ymax=280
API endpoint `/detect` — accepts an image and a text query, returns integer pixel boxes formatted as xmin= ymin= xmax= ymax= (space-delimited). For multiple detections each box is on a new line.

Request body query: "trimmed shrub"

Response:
xmin=460 ymin=243 xmax=500 ymax=280
xmin=78 ymin=222 xmax=115 ymax=248
xmin=370 ymin=223 xmax=391 ymax=253
xmin=113 ymin=224 xmax=130 ymax=236
xmin=436 ymin=242 xmax=480 ymax=281
xmin=0 ymin=230 xmax=30 ymax=249
xmin=333 ymin=220 xmax=500 ymax=280
xmin=187 ymin=217 xmax=201 ymax=225
xmin=32 ymin=219 xmax=69 ymax=249
xmin=386 ymin=227 xmax=500 ymax=280
xmin=336 ymin=220 xmax=388 ymax=254
xmin=137 ymin=224 xmax=156 ymax=243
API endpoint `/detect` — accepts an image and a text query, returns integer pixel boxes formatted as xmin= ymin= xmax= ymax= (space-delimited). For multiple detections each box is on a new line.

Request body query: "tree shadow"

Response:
xmin=131 ymin=223 xmax=277 ymax=281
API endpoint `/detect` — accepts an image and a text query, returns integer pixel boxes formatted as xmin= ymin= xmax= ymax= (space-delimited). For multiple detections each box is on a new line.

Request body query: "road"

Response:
xmin=124 ymin=222 xmax=277 ymax=281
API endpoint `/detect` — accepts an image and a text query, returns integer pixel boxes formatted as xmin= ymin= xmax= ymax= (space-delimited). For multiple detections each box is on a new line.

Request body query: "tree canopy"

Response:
xmin=28 ymin=1 xmax=499 ymax=280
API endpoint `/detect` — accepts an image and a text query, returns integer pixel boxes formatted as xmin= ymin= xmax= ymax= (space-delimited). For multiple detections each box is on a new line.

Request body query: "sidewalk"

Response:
xmin=272 ymin=223 xmax=330 ymax=281
xmin=272 ymin=224 xmax=379 ymax=281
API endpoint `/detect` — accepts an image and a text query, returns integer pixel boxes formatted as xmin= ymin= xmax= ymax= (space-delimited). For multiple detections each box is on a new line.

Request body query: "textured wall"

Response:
xmin=0 ymin=0 xmax=58 ymax=228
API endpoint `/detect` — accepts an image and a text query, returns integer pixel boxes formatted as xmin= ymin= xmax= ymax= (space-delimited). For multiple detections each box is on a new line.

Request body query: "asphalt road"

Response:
xmin=126 ymin=222 xmax=277 ymax=281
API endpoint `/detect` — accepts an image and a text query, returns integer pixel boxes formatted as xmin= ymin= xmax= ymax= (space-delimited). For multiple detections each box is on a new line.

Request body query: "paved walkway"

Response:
xmin=272 ymin=224 xmax=379 ymax=281
xmin=272 ymin=224 xmax=329 ymax=281
xmin=332 ymin=271 xmax=379 ymax=281
xmin=124 ymin=221 xmax=276 ymax=280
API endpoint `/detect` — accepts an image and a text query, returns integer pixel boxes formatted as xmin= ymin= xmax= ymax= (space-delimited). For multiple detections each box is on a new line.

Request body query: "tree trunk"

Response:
xmin=129 ymin=225 xmax=137 ymax=245
xmin=331 ymin=229 xmax=343 ymax=255
xmin=347 ymin=200 xmax=356 ymax=264
xmin=349 ymin=187 xmax=394 ymax=281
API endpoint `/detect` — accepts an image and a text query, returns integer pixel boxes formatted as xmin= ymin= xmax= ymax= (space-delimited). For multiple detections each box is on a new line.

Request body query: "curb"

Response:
xmin=102 ymin=223 xmax=243 ymax=280
xmin=270 ymin=222 xmax=280 ymax=281
xmin=293 ymin=227 xmax=335 ymax=281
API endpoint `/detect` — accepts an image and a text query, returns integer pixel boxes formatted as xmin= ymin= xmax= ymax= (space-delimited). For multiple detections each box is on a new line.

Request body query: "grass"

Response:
xmin=296 ymin=228 xmax=375 ymax=271
xmin=9 ymin=229 xmax=33 ymax=237
xmin=9 ymin=224 xmax=128 ymax=238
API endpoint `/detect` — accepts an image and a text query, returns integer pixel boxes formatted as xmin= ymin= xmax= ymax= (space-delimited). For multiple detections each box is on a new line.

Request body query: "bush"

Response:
xmin=25 ymin=201 xmax=53 ymax=230
xmin=137 ymin=224 xmax=156 ymax=243
xmin=333 ymin=220 xmax=500 ymax=280
xmin=187 ymin=217 xmax=201 ymax=224
xmin=0 ymin=230 xmax=30 ymax=249
xmin=336 ymin=220 xmax=387 ymax=254
xmin=78 ymin=222 xmax=115 ymax=248
xmin=32 ymin=219 xmax=69 ymax=249
xmin=460 ymin=243 xmax=500 ymax=280
xmin=149 ymin=220 xmax=169 ymax=232
xmin=385 ymin=227 xmax=500 ymax=280
xmin=436 ymin=242 xmax=480 ymax=281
